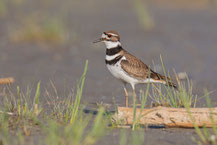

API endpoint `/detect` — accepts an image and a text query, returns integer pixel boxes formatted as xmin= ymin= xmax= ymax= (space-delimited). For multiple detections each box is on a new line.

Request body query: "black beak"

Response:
xmin=93 ymin=38 xmax=103 ymax=43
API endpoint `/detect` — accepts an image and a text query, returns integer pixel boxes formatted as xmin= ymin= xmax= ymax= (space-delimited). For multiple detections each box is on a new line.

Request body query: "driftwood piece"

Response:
xmin=0 ymin=77 xmax=14 ymax=85
xmin=113 ymin=107 xmax=217 ymax=128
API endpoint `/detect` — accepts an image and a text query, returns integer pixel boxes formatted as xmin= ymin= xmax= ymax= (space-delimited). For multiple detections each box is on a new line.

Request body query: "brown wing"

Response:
xmin=120 ymin=50 xmax=150 ymax=80
xmin=120 ymin=50 xmax=177 ymax=88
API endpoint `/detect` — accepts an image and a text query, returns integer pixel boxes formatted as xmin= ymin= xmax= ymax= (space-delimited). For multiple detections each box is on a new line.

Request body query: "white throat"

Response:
xmin=104 ymin=41 xmax=121 ymax=49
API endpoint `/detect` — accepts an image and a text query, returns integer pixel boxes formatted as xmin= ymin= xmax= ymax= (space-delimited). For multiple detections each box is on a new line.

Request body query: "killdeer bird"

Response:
xmin=93 ymin=30 xmax=176 ymax=107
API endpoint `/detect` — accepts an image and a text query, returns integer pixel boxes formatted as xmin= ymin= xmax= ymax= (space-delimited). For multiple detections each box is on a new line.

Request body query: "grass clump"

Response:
xmin=45 ymin=60 xmax=88 ymax=124
xmin=150 ymin=55 xmax=197 ymax=108
xmin=0 ymin=113 xmax=9 ymax=145
xmin=43 ymin=60 xmax=108 ymax=145
xmin=0 ymin=60 xmax=109 ymax=145
xmin=185 ymin=89 xmax=217 ymax=145
xmin=45 ymin=107 xmax=107 ymax=145
xmin=0 ymin=82 xmax=43 ymax=144
xmin=1 ymin=82 xmax=42 ymax=118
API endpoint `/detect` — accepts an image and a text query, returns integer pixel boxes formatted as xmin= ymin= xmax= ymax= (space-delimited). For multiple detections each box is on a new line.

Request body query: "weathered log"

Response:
xmin=0 ymin=77 xmax=14 ymax=85
xmin=112 ymin=106 xmax=217 ymax=128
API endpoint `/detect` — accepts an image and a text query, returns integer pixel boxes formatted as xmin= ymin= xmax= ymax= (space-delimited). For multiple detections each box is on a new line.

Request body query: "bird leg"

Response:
xmin=132 ymin=87 xmax=137 ymax=104
xmin=131 ymin=84 xmax=137 ymax=105
xmin=123 ymin=85 xmax=129 ymax=107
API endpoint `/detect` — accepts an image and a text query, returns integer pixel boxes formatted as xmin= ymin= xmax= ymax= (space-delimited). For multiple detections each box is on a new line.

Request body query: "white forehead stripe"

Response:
xmin=108 ymin=33 xmax=118 ymax=37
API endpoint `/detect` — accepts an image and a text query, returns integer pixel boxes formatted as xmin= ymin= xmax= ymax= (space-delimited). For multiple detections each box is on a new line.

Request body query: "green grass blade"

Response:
xmin=70 ymin=60 xmax=88 ymax=124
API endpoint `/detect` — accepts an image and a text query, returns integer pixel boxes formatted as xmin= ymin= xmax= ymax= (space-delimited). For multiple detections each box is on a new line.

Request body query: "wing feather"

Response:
xmin=120 ymin=50 xmax=176 ymax=88
xmin=120 ymin=50 xmax=149 ymax=79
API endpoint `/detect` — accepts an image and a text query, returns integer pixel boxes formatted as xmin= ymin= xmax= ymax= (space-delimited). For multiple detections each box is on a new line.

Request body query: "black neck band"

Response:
xmin=106 ymin=46 xmax=122 ymax=56
xmin=105 ymin=55 xmax=123 ymax=65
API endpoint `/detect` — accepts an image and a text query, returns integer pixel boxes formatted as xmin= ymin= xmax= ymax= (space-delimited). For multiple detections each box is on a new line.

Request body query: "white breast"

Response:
xmin=106 ymin=56 xmax=141 ymax=85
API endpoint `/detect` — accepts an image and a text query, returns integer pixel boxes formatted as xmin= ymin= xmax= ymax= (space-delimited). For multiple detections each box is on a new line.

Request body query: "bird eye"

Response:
xmin=107 ymin=34 xmax=112 ymax=38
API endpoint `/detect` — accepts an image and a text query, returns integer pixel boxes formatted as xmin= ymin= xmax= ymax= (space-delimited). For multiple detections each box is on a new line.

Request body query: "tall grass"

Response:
xmin=150 ymin=55 xmax=197 ymax=108
xmin=0 ymin=113 xmax=9 ymax=145
xmin=183 ymin=89 xmax=217 ymax=145
xmin=0 ymin=60 xmax=109 ymax=145
xmin=44 ymin=61 xmax=88 ymax=124
xmin=33 ymin=82 xmax=41 ymax=116
xmin=197 ymin=92 xmax=217 ymax=145
xmin=45 ymin=107 xmax=107 ymax=145
xmin=43 ymin=59 xmax=107 ymax=145
xmin=0 ymin=82 xmax=42 ymax=117
xmin=70 ymin=60 xmax=88 ymax=124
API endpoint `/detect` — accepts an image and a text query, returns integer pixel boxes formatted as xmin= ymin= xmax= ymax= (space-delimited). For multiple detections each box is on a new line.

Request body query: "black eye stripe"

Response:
xmin=107 ymin=34 xmax=112 ymax=38
xmin=103 ymin=32 xmax=113 ymax=37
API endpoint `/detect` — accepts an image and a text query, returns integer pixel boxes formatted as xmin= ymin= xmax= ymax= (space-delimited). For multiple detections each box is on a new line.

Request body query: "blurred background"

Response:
xmin=0 ymin=0 xmax=217 ymax=105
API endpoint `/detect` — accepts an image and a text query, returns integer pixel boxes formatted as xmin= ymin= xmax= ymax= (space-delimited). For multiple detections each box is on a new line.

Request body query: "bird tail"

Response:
xmin=159 ymin=75 xmax=177 ymax=88
xmin=150 ymin=70 xmax=177 ymax=89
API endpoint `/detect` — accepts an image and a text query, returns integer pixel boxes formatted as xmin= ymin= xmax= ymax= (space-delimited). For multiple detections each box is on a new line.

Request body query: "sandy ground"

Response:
xmin=0 ymin=0 xmax=217 ymax=144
